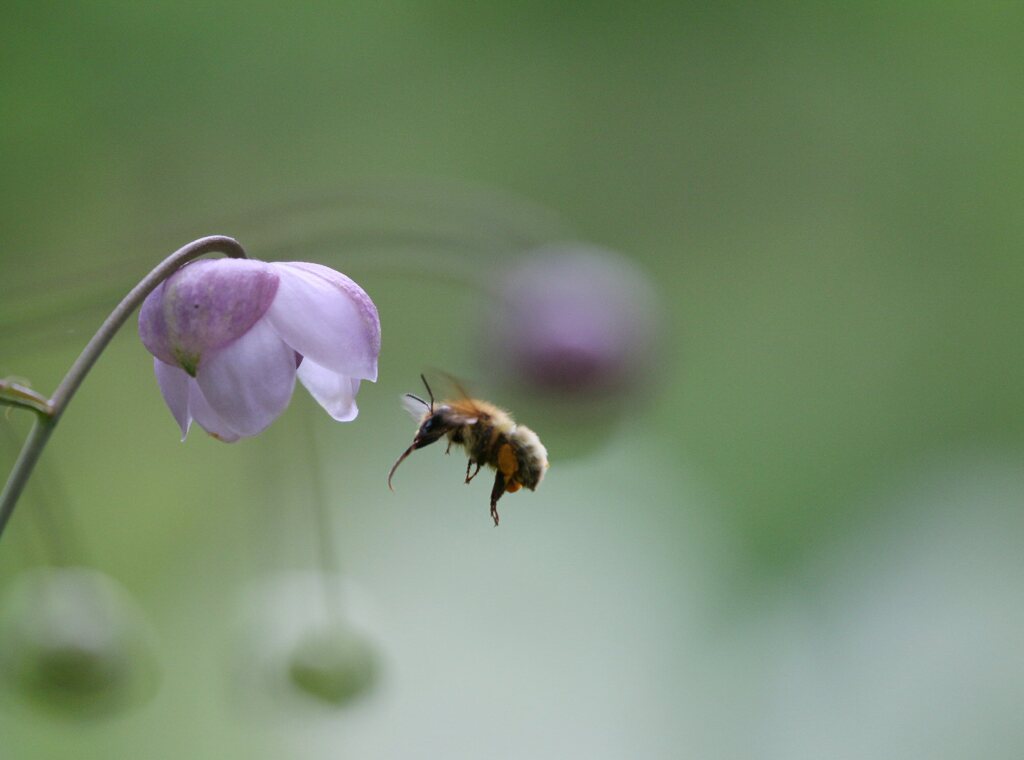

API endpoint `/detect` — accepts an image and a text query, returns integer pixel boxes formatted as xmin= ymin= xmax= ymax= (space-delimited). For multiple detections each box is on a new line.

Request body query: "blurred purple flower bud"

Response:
xmin=139 ymin=259 xmax=380 ymax=442
xmin=482 ymin=243 xmax=660 ymax=398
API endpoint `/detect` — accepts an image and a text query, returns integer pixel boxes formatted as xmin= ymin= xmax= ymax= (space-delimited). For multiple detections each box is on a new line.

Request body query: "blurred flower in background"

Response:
xmin=231 ymin=573 xmax=379 ymax=713
xmin=480 ymin=243 xmax=660 ymax=399
xmin=139 ymin=259 xmax=381 ymax=442
xmin=0 ymin=567 xmax=159 ymax=716
xmin=477 ymin=242 xmax=662 ymax=457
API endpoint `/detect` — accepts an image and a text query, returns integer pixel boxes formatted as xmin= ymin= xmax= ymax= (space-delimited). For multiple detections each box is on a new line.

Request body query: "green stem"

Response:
xmin=0 ymin=235 xmax=248 ymax=541
xmin=300 ymin=402 xmax=344 ymax=622
xmin=0 ymin=418 xmax=56 ymax=540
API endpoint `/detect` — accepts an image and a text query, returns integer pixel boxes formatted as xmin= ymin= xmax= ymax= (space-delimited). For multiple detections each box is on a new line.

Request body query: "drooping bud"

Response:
xmin=0 ymin=567 xmax=159 ymax=715
xmin=231 ymin=573 xmax=379 ymax=712
xmin=138 ymin=257 xmax=380 ymax=441
xmin=477 ymin=243 xmax=662 ymax=457
xmin=481 ymin=243 xmax=660 ymax=398
xmin=288 ymin=626 xmax=377 ymax=706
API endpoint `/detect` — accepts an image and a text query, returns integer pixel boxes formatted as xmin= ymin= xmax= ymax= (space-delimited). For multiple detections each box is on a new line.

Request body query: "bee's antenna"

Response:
xmin=420 ymin=373 xmax=435 ymax=411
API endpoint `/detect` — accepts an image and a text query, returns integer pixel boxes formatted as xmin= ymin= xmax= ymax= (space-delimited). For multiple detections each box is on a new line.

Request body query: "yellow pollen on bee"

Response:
xmin=505 ymin=481 xmax=522 ymax=493
xmin=497 ymin=443 xmax=518 ymax=479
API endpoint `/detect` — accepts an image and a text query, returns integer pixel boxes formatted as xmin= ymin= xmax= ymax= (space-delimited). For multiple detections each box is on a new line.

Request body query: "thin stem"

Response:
xmin=0 ymin=420 xmax=78 ymax=566
xmin=300 ymin=402 xmax=344 ymax=622
xmin=0 ymin=418 xmax=55 ymax=541
xmin=0 ymin=235 xmax=248 ymax=541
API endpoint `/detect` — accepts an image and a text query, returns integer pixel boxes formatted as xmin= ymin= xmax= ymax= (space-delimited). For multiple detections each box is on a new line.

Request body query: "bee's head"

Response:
xmin=413 ymin=412 xmax=448 ymax=449
xmin=399 ymin=374 xmax=449 ymax=450
xmin=387 ymin=413 xmax=449 ymax=491
xmin=388 ymin=375 xmax=449 ymax=491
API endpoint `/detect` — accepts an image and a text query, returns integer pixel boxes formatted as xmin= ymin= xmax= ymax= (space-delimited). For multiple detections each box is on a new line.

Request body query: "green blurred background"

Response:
xmin=1 ymin=2 xmax=1022 ymax=758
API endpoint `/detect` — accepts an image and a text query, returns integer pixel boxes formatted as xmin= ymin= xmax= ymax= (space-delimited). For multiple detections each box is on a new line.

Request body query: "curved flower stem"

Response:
xmin=0 ymin=235 xmax=248 ymax=542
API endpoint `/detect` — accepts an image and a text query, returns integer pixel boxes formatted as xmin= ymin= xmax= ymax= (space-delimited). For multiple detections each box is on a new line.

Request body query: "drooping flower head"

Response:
xmin=232 ymin=573 xmax=379 ymax=711
xmin=139 ymin=259 xmax=380 ymax=442
xmin=476 ymin=242 xmax=661 ymax=459
xmin=0 ymin=567 xmax=159 ymax=714
xmin=480 ymin=243 xmax=660 ymax=398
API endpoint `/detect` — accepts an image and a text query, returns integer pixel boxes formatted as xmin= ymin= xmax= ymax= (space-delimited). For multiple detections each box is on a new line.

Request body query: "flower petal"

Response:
xmin=265 ymin=262 xmax=380 ymax=382
xmin=297 ymin=359 xmax=361 ymax=422
xmin=139 ymin=282 xmax=175 ymax=366
xmin=186 ymin=379 xmax=241 ymax=443
xmin=195 ymin=318 xmax=297 ymax=438
xmin=140 ymin=259 xmax=279 ymax=375
xmin=153 ymin=358 xmax=192 ymax=440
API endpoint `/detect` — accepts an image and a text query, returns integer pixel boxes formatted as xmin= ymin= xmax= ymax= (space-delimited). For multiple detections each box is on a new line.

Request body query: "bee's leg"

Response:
xmin=489 ymin=472 xmax=505 ymax=526
xmin=445 ymin=440 xmax=452 ymax=455
xmin=465 ymin=459 xmax=481 ymax=483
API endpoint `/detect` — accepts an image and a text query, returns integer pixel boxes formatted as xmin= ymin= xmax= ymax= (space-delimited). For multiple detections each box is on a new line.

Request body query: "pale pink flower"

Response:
xmin=139 ymin=259 xmax=380 ymax=442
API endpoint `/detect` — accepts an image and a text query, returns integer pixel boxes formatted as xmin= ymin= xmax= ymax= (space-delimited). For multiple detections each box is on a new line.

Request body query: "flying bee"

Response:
xmin=387 ymin=375 xmax=549 ymax=526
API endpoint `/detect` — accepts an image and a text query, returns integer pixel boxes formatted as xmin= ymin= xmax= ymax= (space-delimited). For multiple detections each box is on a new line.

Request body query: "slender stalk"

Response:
xmin=0 ymin=419 xmax=55 ymax=540
xmin=2 ymin=417 xmax=86 ymax=566
xmin=0 ymin=235 xmax=248 ymax=541
xmin=300 ymin=401 xmax=344 ymax=622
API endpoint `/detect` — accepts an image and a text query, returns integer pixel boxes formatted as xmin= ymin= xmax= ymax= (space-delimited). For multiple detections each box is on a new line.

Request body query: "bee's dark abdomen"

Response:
xmin=468 ymin=423 xmax=500 ymax=465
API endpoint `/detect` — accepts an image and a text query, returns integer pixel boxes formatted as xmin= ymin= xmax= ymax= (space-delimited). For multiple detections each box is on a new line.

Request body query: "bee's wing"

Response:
xmin=437 ymin=370 xmax=473 ymax=402
xmin=440 ymin=404 xmax=479 ymax=426
xmin=400 ymin=393 xmax=430 ymax=421
xmin=421 ymin=368 xmax=483 ymax=403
